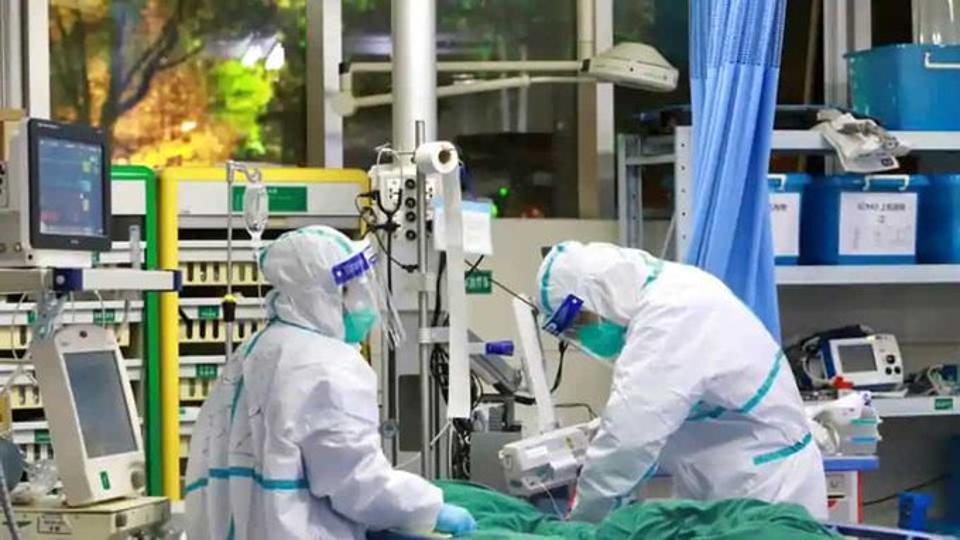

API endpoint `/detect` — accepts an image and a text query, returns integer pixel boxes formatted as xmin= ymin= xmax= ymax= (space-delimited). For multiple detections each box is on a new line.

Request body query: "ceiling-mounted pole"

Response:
xmin=391 ymin=0 xmax=437 ymax=152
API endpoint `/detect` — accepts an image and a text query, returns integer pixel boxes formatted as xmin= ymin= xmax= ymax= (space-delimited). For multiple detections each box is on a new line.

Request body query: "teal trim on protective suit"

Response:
xmin=640 ymin=253 xmax=665 ymax=288
xmin=686 ymin=402 xmax=726 ymax=422
xmin=185 ymin=477 xmax=208 ymax=494
xmin=184 ymin=466 xmax=309 ymax=495
xmin=539 ymin=243 xmax=568 ymax=314
xmin=686 ymin=350 xmax=786 ymax=423
xmin=736 ymin=351 xmax=785 ymax=414
xmin=242 ymin=319 xmax=275 ymax=356
xmin=752 ymin=433 xmax=813 ymax=466
xmin=226 ymin=519 xmax=235 ymax=540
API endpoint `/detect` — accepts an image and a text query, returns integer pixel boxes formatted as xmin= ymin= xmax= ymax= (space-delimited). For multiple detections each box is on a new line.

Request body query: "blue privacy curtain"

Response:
xmin=686 ymin=0 xmax=786 ymax=341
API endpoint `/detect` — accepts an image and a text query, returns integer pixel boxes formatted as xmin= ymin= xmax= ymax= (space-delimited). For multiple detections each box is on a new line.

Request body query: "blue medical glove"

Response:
xmin=435 ymin=504 xmax=477 ymax=536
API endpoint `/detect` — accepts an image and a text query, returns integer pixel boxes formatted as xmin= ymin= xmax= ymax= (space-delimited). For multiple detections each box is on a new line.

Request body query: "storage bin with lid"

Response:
xmin=801 ymin=174 xmax=929 ymax=265
xmin=847 ymin=44 xmax=960 ymax=130
xmin=769 ymin=174 xmax=811 ymax=266
xmin=918 ymin=174 xmax=960 ymax=263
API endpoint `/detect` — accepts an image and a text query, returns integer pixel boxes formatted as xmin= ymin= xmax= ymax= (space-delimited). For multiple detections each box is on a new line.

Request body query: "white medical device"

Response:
xmin=29 ymin=324 xmax=146 ymax=506
xmin=0 ymin=118 xmax=111 ymax=268
xmin=499 ymin=297 xmax=597 ymax=497
xmin=500 ymin=420 xmax=599 ymax=497
xmin=581 ymin=43 xmax=679 ymax=92
xmin=821 ymin=334 xmax=904 ymax=391
xmin=805 ymin=392 xmax=882 ymax=457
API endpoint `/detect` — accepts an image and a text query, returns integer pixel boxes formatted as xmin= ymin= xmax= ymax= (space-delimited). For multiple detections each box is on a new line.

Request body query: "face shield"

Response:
xmin=542 ymin=294 xmax=626 ymax=362
xmin=331 ymin=240 xmax=405 ymax=346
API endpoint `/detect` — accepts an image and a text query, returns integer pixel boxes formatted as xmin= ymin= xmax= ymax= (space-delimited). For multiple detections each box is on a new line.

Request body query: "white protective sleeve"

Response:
xmin=571 ymin=306 xmax=705 ymax=523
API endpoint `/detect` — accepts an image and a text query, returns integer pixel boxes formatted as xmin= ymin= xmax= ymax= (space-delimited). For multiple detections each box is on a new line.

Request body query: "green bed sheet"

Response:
xmin=437 ymin=481 xmax=839 ymax=540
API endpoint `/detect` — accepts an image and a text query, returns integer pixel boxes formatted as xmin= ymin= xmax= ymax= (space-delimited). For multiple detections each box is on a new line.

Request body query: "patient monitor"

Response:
xmin=29 ymin=324 xmax=146 ymax=506
xmin=0 ymin=118 xmax=111 ymax=268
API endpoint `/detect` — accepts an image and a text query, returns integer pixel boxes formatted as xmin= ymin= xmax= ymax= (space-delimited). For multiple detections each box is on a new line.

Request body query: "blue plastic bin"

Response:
xmin=801 ymin=174 xmax=928 ymax=265
xmin=769 ymin=174 xmax=811 ymax=266
xmin=918 ymin=175 xmax=960 ymax=263
xmin=847 ymin=44 xmax=960 ymax=130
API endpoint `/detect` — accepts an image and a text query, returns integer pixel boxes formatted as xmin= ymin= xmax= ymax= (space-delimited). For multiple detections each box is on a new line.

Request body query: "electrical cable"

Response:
xmin=555 ymin=402 xmax=597 ymax=419
xmin=0 ymin=457 xmax=21 ymax=540
xmin=863 ymin=475 xmax=947 ymax=506
xmin=550 ymin=342 xmax=567 ymax=393
xmin=533 ymin=478 xmax=564 ymax=517
xmin=490 ymin=276 xmax=536 ymax=309
xmin=465 ymin=256 xmax=484 ymax=276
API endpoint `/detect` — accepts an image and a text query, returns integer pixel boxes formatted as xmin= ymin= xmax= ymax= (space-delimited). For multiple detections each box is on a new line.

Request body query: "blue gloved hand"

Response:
xmin=435 ymin=503 xmax=477 ymax=536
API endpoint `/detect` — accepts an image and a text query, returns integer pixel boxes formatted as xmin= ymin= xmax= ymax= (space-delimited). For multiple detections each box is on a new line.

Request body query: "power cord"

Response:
xmin=555 ymin=402 xmax=597 ymax=419
xmin=550 ymin=342 xmax=568 ymax=393
xmin=863 ymin=475 xmax=947 ymax=506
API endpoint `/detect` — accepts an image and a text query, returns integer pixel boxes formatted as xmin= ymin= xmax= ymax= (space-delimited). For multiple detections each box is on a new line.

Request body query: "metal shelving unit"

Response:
xmin=619 ymin=127 xmax=960 ymax=261
xmin=617 ymin=127 xmax=960 ymax=422
xmin=776 ymin=265 xmax=960 ymax=286
xmin=873 ymin=397 xmax=960 ymax=418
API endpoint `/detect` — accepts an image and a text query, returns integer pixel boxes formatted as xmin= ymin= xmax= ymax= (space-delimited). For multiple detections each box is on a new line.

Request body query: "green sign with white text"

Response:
xmin=232 ymin=186 xmax=308 ymax=213
xmin=466 ymin=271 xmax=493 ymax=295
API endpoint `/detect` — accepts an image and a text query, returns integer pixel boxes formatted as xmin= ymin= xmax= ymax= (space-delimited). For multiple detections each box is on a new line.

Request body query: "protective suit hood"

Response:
xmin=259 ymin=226 xmax=358 ymax=340
xmin=537 ymin=241 xmax=663 ymax=327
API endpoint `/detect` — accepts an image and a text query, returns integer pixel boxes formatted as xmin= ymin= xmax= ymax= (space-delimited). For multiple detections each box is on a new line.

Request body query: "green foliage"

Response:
xmin=209 ymin=60 xmax=275 ymax=158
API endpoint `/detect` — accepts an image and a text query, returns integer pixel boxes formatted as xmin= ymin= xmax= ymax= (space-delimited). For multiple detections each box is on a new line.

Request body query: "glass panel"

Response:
xmin=343 ymin=0 xmax=579 ymax=218
xmin=49 ymin=0 xmax=307 ymax=167
xmin=65 ymin=350 xmax=138 ymax=458
xmin=614 ymin=0 xmax=689 ymax=220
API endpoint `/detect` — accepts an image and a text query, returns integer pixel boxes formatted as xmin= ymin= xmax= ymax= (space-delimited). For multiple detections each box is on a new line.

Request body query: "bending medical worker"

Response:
xmin=537 ymin=242 xmax=827 ymax=523
xmin=185 ymin=225 xmax=476 ymax=539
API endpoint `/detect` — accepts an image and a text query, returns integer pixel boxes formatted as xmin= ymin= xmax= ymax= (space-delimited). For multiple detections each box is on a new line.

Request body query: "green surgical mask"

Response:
xmin=576 ymin=321 xmax=626 ymax=361
xmin=343 ymin=309 xmax=378 ymax=343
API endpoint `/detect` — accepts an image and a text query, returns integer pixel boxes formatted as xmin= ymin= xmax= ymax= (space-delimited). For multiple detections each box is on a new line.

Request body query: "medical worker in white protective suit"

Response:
xmin=185 ymin=225 xmax=476 ymax=539
xmin=537 ymin=242 xmax=826 ymax=523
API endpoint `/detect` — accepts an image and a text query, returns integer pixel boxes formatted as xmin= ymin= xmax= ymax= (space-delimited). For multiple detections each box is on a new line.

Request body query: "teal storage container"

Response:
xmin=768 ymin=174 xmax=810 ymax=266
xmin=801 ymin=174 xmax=929 ymax=265
xmin=847 ymin=44 xmax=960 ymax=130
xmin=919 ymin=174 xmax=960 ymax=263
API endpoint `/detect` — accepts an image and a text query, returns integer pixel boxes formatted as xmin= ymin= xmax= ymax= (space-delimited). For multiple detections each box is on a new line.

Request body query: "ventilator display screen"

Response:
xmin=36 ymin=137 xmax=106 ymax=237
xmin=64 ymin=351 xmax=137 ymax=458
xmin=838 ymin=344 xmax=877 ymax=373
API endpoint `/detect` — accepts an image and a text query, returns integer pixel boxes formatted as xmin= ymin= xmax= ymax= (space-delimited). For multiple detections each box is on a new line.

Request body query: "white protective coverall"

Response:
xmin=537 ymin=242 xmax=827 ymax=523
xmin=185 ymin=226 xmax=443 ymax=539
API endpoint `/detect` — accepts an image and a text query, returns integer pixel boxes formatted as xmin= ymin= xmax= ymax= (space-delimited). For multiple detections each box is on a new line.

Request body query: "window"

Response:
xmin=343 ymin=0 xmax=579 ymax=218
xmin=49 ymin=0 xmax=307 ymax=167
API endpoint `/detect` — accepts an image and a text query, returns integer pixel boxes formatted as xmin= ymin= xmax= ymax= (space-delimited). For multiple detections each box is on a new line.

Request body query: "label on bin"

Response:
xmin=838 ymin=193 xmax=917 ymax=256
xmin=770 ymin=193 xmax=801 ymax=257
